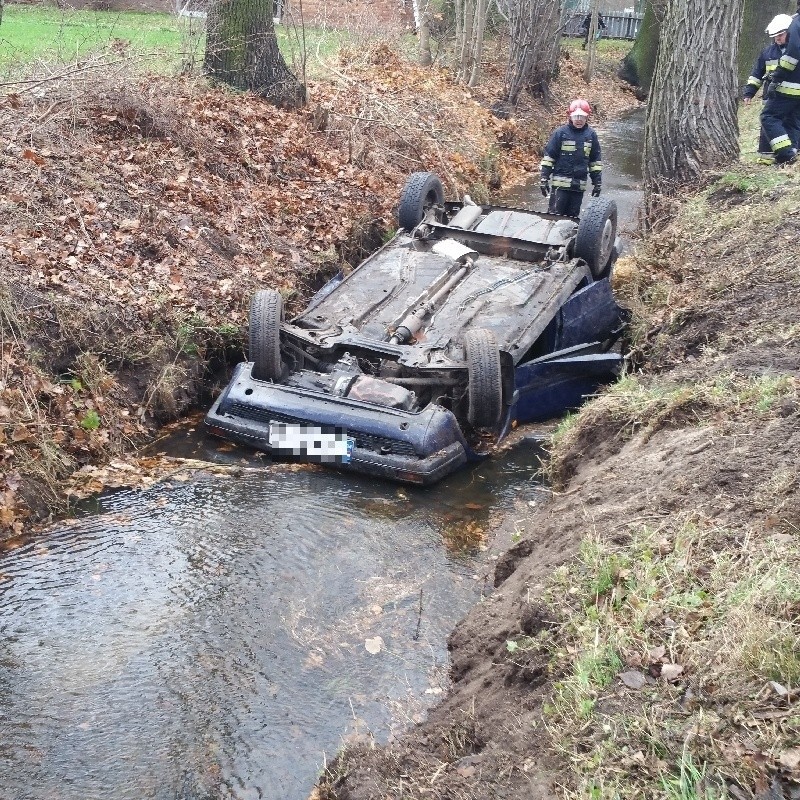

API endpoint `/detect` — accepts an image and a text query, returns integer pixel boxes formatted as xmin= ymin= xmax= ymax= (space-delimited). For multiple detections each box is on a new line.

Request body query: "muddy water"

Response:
xmin=0 ymin=111 xmax=645 ymax=800
xmin=0 ymin=439 xmax=547 ymax=800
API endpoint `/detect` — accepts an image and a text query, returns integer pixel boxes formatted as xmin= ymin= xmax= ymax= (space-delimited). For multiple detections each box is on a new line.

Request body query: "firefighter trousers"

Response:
xmin=548 ymin=188 xmax=584 ymax=217
xmin=761 ymin=94 xmax=800 ymax=160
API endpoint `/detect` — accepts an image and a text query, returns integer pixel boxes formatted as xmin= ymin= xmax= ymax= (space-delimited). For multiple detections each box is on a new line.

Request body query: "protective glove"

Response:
xmin=540 ymin=178 xmax=550 ymax=197
xmin=766 ymin=81 xmax=779 ymax=100
xmin=591 ymin=183 xmax=601 ymax=197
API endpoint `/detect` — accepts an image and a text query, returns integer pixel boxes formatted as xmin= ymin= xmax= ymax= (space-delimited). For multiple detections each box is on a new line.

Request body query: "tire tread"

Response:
xmin=464 ymin=329 xmax=503 ymax=429
xmin=249 ymin=289 xmax=283 ymax=381
xmin=574 ymin=197 xmax=618 ymax=278
xmin=398 ymin=172 xmax=444 ymax=230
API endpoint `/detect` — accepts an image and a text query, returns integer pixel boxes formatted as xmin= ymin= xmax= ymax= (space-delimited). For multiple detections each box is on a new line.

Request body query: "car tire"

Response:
xmin=465 ymin=329 xmax=503 ymax=429
xmin=398 ymin=172 xmax=445 ymax=230
xmin=249 ymin=289 xmax=284 ymax=381
xmin=575 ymin=197 xmax=618 ymax=279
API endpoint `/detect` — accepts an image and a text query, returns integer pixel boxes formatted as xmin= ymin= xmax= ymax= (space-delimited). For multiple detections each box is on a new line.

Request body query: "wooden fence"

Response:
xmin=563 ymin=11 xmax=643 ymax=40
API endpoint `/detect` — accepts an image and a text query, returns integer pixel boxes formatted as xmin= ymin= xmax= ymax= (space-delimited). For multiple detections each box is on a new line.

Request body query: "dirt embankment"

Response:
xmin=318 ymin=119 xmax=800 ymax=799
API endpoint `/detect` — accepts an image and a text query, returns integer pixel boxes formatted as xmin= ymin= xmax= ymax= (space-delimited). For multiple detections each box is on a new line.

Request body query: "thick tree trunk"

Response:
xmin=619 ymin=0 xmax=665 ymax=92
xmin=204 ymin=0 xmax=305 ymax=108
xmin=644 ymin=0 xmax=744 ymax=206
xmin=738 ymin=0 xmax=793 ymax=85
xmin=623 ymin=0 xmax=789 ymax=94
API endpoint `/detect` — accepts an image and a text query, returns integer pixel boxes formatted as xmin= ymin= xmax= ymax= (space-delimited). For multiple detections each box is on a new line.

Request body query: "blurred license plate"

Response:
xmin=268 ymin=422 xmax=354 ymax=464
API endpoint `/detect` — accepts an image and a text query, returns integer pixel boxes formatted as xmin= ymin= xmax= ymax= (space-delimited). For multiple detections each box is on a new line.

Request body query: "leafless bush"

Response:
xmin=495 ymin=0 xmax=560 ymax=105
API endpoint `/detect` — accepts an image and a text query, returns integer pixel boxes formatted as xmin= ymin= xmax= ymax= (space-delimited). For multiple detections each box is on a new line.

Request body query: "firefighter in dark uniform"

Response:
xmin=761 ymin=3 xmax=800 ymax=164
xmin=539 ymin=99 xmax=602 ymax=218
xmin=744 ymin=14 xmax=797 ymax=163
xmin=580 ymin=13 xmax=607 ymax=49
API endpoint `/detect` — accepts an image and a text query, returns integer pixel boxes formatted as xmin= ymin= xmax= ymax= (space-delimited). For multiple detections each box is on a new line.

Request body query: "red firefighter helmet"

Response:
xmin=568 ymin=98 xmax=592 ymax=118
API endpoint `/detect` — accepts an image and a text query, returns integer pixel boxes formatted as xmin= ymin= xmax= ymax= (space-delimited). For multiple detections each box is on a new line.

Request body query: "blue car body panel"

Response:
xmin=206 ymin=362 xmax=481 ymax=485
xmin=510 ymin=350 xmax=622 ymax=425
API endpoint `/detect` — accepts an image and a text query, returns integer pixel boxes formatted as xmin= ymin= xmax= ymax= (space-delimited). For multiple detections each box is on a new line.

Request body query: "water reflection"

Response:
xmin=0 ymin=440 xmax=545 ymax=800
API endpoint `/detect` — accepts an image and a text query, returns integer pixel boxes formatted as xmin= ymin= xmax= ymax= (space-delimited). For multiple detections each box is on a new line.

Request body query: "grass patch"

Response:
xmin=542 ymin=520 xmax=800 ymax=799
xmin=538 ymin=87 xmax=800 ymax=800
xmin=0 ymin=5 xmax=190 ymax=73
xmin=714 ymin=169 xmax=786 ymax=194
xmin=546 ymin=372 xmax=797 ymax=484
xmin=0 ymin=4 xmax=351 ymax=77
xmin=613 ymin=102 xmax=800 ymax=362
xmin=560 ymin=36 xmax=634 ymax=60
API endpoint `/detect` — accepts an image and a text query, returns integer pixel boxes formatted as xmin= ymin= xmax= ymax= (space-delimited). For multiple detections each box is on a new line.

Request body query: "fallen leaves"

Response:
xmin=659 ymin=663 xmax=684 ymax=682
xmin=618 ymin=669 xmax=647 ymax=689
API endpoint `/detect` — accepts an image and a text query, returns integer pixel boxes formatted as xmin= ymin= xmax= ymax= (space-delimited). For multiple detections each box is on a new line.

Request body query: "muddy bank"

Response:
xmin=318 ymin=127 xmax=800 ymax=797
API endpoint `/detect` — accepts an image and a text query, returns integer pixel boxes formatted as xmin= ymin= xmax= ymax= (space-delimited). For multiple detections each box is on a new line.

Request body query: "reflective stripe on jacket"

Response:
xmin=769 ymin=13 xmax=800 ymax=96
xmin=540 ymin=123 xmax=602 ymax=192
xmin=743 ymin=42 xmax=784 ymax=98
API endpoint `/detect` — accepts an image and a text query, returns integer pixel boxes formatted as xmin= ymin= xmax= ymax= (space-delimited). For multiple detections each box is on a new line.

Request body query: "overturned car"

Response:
xmin=205 ymin=172 xmax=627 ymax=485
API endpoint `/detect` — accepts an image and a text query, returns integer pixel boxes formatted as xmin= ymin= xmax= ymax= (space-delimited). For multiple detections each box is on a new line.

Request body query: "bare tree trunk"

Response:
xmin=468 ymin=0 xmax=488 ymax=86
xmin=204 ymin=0 xmax=305 ymax=108
xmin=456 ymin=0 xmax=476 ymax=82
xmin=419 ymin=10 xmax=433 ymax=66
xmin=644 ymin=0 xmax=744 ymax=208
xmin=454 ymin=0 xmax=464 ymax=67
xmin=498 ymin=0 xmax=560 ymax=105
xmin=583 ymin=0 xmax=600 ymax=82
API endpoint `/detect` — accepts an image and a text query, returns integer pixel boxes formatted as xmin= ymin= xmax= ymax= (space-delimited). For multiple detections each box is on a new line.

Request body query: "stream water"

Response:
xmin=0 ymin=109 xmax=644 ymax=800
xmin=0 ymin=443 xmax=546 ymax=800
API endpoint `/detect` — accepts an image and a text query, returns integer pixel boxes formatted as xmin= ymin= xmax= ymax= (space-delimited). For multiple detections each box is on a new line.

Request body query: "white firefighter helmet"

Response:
xmin=766 ymin=14 xmax=793 ymax=36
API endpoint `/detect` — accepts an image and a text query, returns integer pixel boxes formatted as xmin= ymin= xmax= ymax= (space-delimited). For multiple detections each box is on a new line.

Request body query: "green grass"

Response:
xmin=0 ymin=3 xmax=350 ymax=76
xmin=541 ymin=519 xmax=800 ymax=799
xmin=0 ymin=5 xmax=187 ymax=68
xmin=561 ymin=35 xmax=634 ymax=59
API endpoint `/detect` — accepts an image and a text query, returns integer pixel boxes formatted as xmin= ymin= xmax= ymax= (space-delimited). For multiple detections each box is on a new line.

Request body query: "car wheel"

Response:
xmin=249 ymin=289 xmax=284 ymax=381
xmin=398 ymin=172 xmax=444 ymax=230
xmin=464 ymin=329 xmax=503 ymax=429
xmin=575 ymin=197 xmax=618 ymax=279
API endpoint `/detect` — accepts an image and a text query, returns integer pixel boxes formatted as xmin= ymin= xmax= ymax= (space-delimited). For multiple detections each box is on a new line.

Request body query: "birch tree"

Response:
xmin=643 ymin=0 xmax=744 ymax=207
xmin=204 ymin=0 xmax=305 ymax=108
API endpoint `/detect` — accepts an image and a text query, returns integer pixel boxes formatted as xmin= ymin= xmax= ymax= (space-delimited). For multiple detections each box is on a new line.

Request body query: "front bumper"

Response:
xmin=204 ymin=363 xmax=475 ymax=485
